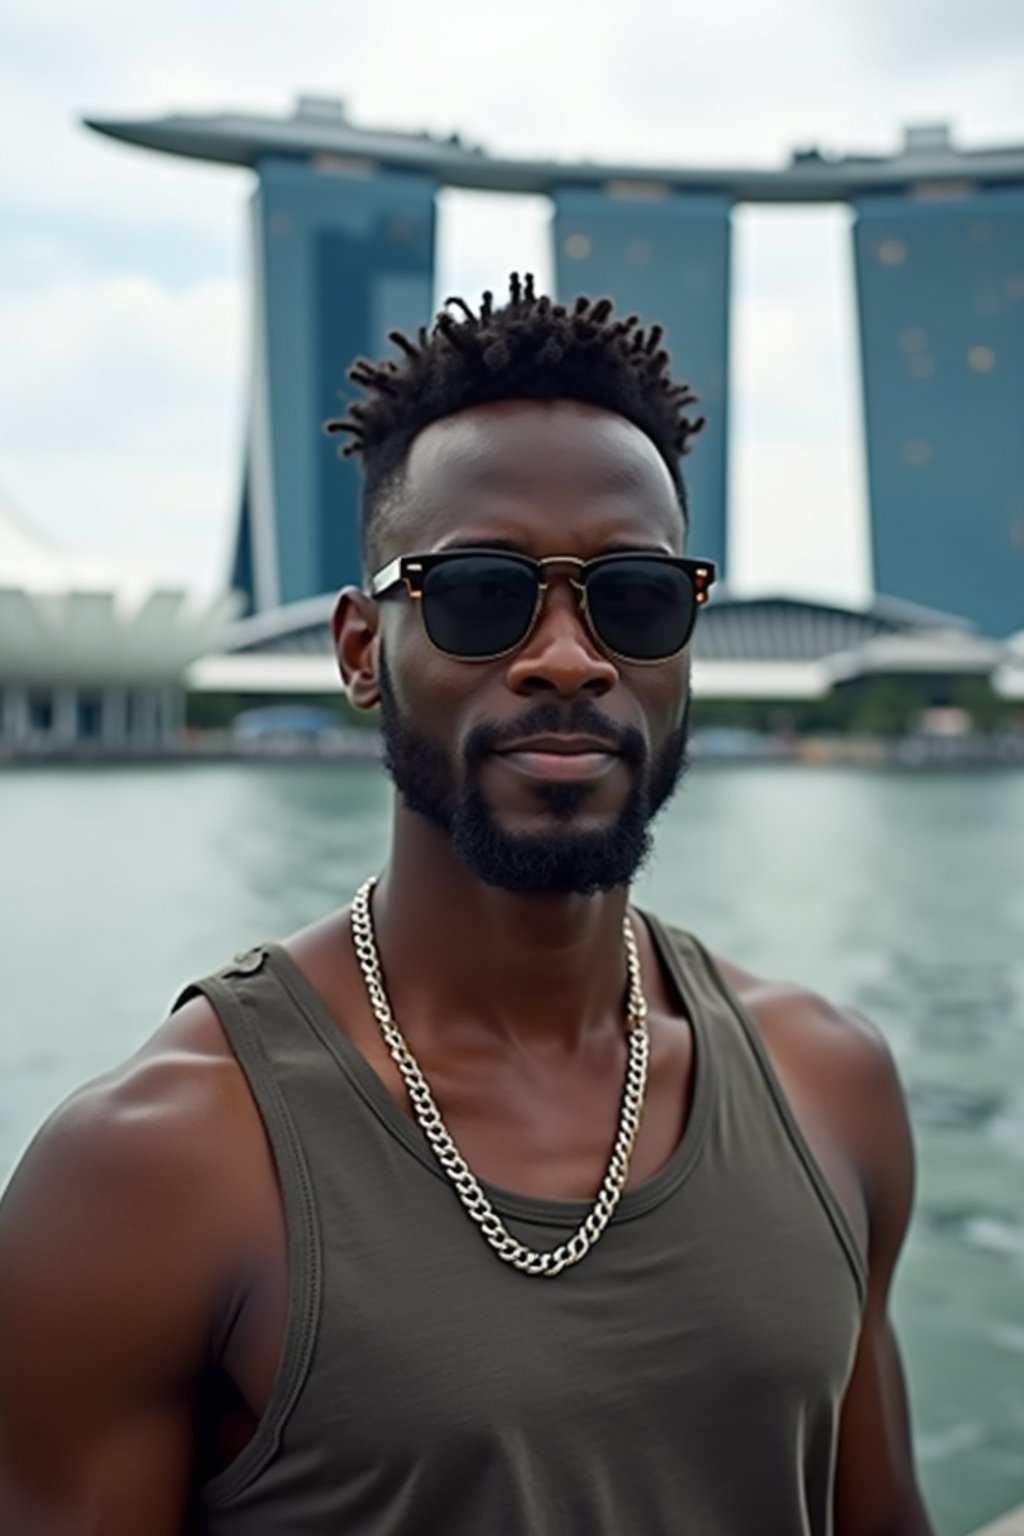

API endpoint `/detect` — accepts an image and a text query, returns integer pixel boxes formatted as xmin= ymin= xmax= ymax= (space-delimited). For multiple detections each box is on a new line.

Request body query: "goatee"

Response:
xmin=377 ymin=651 xmax=689 ymax=895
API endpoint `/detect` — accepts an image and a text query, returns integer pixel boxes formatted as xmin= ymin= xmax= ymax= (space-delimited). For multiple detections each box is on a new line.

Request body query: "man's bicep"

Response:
xmin=0 ymin=1082 xmax=209 ymax=1534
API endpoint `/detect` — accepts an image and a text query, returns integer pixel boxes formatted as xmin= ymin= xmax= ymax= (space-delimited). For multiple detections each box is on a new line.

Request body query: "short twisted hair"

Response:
xmin=325 ymin=272 xmax=704 ymax=563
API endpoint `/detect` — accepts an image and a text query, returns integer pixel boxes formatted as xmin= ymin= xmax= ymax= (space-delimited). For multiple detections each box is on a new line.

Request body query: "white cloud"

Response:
xmin=435 ymin=191 xmax=553 ymax=302
xmin=0 ymin=268 xmax=244 ymax=588
xmin=728 ymin=207 xmax=870 ymax=603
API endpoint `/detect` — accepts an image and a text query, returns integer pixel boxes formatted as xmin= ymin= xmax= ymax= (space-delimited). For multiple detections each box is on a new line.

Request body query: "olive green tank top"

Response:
xmin=174 ymin=912 xmax=866 ymax=1536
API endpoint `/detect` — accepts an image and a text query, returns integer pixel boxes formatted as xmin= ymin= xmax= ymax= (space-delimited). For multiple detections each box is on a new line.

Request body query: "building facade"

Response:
xmin=552 ymin=186 xmax=731 ymax=574
xmin=233 ymin=155 xmax=435 ymax=614
xmin=854 ymin=185 xmax=1024 ymax=639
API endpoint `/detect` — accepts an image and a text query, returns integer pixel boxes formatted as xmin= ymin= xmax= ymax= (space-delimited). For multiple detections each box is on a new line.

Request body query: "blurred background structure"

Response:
xmin=0 ymin=486 xmax=239 ymax=752
xmin=86 ymin=101 xmax=1024 ymax=637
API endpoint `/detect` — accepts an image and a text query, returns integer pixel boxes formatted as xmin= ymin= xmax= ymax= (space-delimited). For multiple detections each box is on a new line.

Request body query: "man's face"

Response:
xmin=366 ymin=399 xmax=692 ymax=894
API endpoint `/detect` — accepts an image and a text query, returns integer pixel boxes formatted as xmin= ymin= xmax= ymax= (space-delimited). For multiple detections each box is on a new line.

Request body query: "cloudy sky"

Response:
xmin=1 ymin=0 xmax=1022 ymax=602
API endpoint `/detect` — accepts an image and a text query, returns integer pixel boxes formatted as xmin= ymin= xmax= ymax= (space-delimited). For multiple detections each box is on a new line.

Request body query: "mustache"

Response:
xmin=464 ymin=699 xmax=647 ymax=770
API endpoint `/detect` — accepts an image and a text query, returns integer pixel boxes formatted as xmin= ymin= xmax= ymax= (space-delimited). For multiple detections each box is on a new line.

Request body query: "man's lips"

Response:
xmin=495 ymin=734 xmax=621 ymax=756
xmin=492 ymin=735 xmax=622 ymax=782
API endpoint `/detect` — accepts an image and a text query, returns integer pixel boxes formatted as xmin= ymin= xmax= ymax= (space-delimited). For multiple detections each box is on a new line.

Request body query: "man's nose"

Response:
xmin=504 ymin=580 xmax=618 ymax=698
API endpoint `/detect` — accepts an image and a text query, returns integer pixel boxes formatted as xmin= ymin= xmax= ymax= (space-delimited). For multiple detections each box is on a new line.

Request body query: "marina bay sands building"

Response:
xmin=88 ymin=103 xmax=1024 ymax=638
xmin=854 ymin=177 xmax=1024 ymax=637
xmin=226 ymin=155 xmax=436 ymax=612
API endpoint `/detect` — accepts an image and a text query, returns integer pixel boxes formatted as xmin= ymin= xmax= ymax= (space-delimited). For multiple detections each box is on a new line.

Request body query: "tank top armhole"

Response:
xmin=177 ymin=968 xmax=325 ymax=1509
xmin=651 ymin=921 xmax=869 ymax=1307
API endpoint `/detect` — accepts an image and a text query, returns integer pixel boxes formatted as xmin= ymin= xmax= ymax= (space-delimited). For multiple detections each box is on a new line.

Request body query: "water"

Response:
xmin=2 ymin=761 xmax=1023 ymax=1535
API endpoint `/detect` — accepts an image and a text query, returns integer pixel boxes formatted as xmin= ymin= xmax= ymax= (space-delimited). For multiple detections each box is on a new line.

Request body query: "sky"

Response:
xmin=1 ymin=0 xmax=1022 ymax=604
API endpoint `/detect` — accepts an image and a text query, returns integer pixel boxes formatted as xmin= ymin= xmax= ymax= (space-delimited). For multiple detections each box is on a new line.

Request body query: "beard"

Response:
xmin=377 ymin=651 xmax=690 ymax=896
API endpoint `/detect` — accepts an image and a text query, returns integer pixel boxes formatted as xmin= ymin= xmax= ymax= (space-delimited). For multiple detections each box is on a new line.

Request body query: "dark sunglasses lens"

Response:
xmin=421 ymin=557 xmax=538 ymax=658
xmin=587 ymin=559 xmax=695 ymax=660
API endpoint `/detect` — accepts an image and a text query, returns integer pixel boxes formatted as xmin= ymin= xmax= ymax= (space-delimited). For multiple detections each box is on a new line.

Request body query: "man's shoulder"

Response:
xmin=646 ymin=909 xmax=906 ymax=1162
xmin=1 ymin=992 xmax=260 ymax=1260
xmin=715 ymin=952 xmax=901 ymax=1125
xmin=11 ymin=908 xmax=352 ymax=1217
xmin=708 ymin=945 xmax=911 ymax=1239
xmin=648 ymin=909 xmax=894 ymax=1079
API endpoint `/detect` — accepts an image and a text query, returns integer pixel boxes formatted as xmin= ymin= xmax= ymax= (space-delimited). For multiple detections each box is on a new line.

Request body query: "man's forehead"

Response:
xmin=404 ymin=398 xmax=675 ymax=497
xmin=377 ymin=399 xmax=682 ymax=553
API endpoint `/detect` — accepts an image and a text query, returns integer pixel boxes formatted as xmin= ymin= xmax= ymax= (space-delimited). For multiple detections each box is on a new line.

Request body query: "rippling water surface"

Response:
xmin=2 ymin=762 xmax=1023 ymax=1535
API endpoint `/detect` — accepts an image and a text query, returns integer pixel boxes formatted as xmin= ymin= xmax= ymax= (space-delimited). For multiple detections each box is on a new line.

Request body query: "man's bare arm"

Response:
xmin=832 ymin=1013 xmax=934 ymax=1536
xmin=681 ymin=954 xmax=935 ymax=1535
xmin=0 ymin=1021 xmax=238 ymax=1535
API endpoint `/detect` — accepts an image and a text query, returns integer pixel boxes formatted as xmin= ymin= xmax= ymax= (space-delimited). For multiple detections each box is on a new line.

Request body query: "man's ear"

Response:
xmin=333 ymin=586 xmax=380 ymax=710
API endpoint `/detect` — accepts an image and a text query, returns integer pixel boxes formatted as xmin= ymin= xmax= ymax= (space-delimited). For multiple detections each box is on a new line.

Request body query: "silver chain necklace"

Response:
xmin=350 ymin=877 xmax=651 ymax=1277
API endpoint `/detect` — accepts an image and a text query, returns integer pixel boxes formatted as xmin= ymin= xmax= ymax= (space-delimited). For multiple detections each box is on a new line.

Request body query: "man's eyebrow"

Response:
xmin=433 ymin=538 xmax=675 ymax=555
xmin=434 ymin=538 xmax=531 ymax=553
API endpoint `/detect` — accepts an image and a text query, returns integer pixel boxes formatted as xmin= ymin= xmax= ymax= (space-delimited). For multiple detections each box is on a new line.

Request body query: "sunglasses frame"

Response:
xmin=367 ymin=548 xmax=717 ymax=665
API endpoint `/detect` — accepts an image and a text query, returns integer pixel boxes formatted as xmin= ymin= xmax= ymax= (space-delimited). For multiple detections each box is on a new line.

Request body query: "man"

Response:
xmin=0 ymin=276 xmax=933 ymax=1534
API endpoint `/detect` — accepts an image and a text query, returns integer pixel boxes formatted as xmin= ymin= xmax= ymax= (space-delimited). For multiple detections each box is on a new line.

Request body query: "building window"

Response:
xmin=625 ymin=239 xmax=653 ymax=265
xmin=967 ymin=345 xmax=996 ymax=373
xmin=27 ymin=690 xmax=54 ymax=734
xmin=877 ymin=239 xmax=907 ymax=266
xmin=387 ymin=216 xmax=416 ymax=246
xmin=77 ymin=692 xmax=103 ymax=740
xmin=899 ymin=327 xmax=928 ymax=354
xmin=564 ymin=234 xmax=592 ymax=260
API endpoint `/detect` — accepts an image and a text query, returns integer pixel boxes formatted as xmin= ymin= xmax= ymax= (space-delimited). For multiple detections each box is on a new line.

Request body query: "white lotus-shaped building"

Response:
xmin=0 ymin=492 xmax=241 ymax=752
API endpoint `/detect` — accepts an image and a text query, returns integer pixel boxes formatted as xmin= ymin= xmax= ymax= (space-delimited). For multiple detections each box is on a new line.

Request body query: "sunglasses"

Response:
xmin=368 ymin=548 xmax=717 ymax=664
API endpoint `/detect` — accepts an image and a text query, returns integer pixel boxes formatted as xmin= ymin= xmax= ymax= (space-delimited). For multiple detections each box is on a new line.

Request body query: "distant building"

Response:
xmin=854 ymin=131 xmax=1024 ymax=638
xmin=552 ymin=187 xmax=731 ymax=575
xmin=86 ymin=103 xmax=1024 ymax=636
xmin=232 ymin=143 xmax=435 ymax=614
xmin=997 ymin=631 xmax=1024 ymax=700
xmin=0 ymin=492 xmax=239 ymax=754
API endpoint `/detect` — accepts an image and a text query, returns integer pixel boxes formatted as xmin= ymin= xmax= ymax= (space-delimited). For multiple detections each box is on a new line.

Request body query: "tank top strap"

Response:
xmin=640 ymin=911 xmax=868 ymax=1301
xmin=171 ymin=946 xmax=325 ymax=1504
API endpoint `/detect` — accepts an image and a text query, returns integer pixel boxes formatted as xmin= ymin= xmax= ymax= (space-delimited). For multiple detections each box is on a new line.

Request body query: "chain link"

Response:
xmin=351 ymin=878 xmax=651 ymax=1278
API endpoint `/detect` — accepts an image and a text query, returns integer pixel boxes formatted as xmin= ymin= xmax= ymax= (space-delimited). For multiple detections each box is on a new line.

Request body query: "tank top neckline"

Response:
xmin=262 ymin=909 xmax=714 ymax=1228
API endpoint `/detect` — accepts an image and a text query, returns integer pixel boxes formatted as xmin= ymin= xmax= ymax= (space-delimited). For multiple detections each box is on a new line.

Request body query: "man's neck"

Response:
xmin=365 ymin=806 xmax=635 ymax=1054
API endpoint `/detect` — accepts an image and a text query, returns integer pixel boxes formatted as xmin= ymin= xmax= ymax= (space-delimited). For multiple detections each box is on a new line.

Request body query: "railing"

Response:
xmin=972 ymin=1506 xmax=1024 ymax=1534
